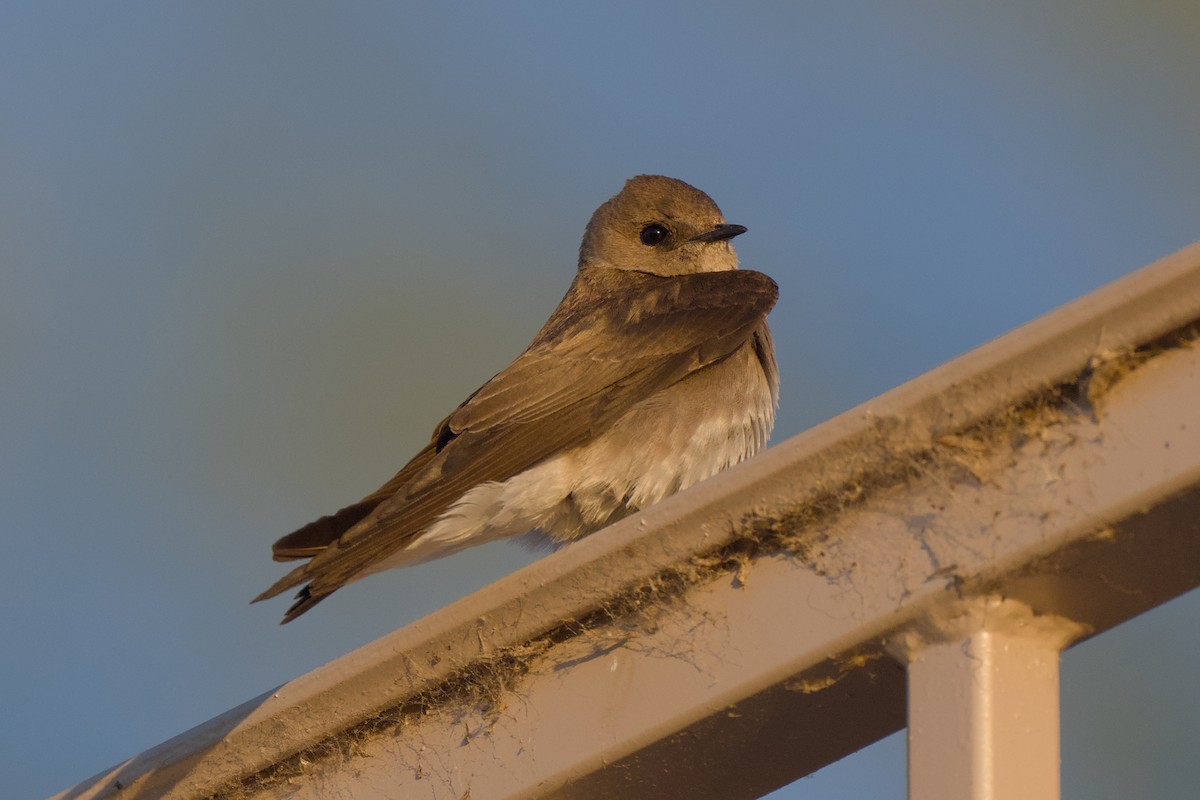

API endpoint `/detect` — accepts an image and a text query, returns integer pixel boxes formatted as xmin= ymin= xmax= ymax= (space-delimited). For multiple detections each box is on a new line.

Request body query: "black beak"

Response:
xmin=690 ymin=223 xmax=748 ymax=243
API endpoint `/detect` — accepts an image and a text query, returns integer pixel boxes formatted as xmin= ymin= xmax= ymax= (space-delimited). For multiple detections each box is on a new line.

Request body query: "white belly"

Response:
xmin=365 ymin=343 xmax=776 ymax=573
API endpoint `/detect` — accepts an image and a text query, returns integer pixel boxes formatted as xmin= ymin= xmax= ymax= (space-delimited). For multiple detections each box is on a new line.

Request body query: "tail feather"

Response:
xmin=279 ymin=585 xmax=331 ymax=624
xmin=270 ymin=501 xmax=376 ymax=561
xmin=251 ymin=561 xmax=311 ymax=604
xmin=253 ymin=502 xmax=377 ymax=623
xmin=252 ymin=563 xmax=332 ymax=624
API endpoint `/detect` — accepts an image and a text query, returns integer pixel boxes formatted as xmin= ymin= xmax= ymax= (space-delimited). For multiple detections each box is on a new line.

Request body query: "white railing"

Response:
xmin=55 ymin=242 xmax=1200 ymax=800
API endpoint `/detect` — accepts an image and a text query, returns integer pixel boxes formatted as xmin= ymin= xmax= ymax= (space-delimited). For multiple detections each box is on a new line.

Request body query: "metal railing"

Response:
xmin=55 ymin=242 xmax=1200 ymax=800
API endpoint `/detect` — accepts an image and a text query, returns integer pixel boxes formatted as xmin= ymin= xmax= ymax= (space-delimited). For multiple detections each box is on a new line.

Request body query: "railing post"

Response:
xmin=895 ymin=598 xmax=1085 ymax=800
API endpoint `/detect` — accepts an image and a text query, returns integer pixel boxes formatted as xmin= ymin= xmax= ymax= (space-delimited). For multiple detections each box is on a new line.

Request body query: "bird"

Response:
xmin=254 ymin=175 xmax=779 ymax=623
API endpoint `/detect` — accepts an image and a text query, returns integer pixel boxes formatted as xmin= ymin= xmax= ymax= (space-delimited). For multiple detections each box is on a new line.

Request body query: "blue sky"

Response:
xmin=3 ymin=3 xmax=1199 ymax=797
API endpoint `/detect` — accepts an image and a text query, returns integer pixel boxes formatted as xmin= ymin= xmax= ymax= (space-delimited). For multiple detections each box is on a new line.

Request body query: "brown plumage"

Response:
xmin=255 ymin=176 xmax=779 ymax=622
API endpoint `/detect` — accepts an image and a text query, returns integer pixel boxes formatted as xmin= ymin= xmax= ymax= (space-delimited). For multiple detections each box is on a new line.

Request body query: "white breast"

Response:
xmin=366 ymin=342 xmax=776 ymax=573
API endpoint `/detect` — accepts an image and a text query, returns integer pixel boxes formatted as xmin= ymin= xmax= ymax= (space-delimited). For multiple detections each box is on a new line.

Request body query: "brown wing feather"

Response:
xmin=268 ymin=441 xmax=439 ymax=560
xmin=257 ymin=267 xmax=778 ymax=620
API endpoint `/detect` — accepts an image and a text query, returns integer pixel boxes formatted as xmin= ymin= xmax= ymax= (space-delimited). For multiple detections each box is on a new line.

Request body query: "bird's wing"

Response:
xmin=256 ymin=267 xmax=778 ymax=621
xmin=267 ymin=441 xmax=438 ymax=561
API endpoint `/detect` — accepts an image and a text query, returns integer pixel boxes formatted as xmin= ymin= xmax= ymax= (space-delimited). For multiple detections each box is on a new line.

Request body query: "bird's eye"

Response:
xmin=639 ymin=223 xmax=670 ymax=246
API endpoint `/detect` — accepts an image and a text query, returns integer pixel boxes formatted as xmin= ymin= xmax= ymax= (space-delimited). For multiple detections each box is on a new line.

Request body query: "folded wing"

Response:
xmin=256 ymin=267 xmax=778 ymax=621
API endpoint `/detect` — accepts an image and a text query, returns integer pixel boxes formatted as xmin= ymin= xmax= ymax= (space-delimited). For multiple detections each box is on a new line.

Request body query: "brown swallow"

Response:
xmin=254 ymin=175 xmax=779 ymax=622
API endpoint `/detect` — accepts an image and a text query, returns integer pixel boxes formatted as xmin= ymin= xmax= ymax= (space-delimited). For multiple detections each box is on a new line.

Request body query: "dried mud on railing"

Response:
xmin=214 ymin=321 xmax=1200 ymax=799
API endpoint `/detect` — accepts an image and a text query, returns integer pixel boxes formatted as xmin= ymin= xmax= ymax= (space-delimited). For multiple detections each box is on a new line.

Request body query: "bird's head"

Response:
xmin=578 ymin=175 xmax=746 ymax=276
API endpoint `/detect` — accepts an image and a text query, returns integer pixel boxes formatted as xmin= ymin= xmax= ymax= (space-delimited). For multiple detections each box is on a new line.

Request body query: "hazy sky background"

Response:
xmin=4 ymin=3 xmax=1199 ymax=798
